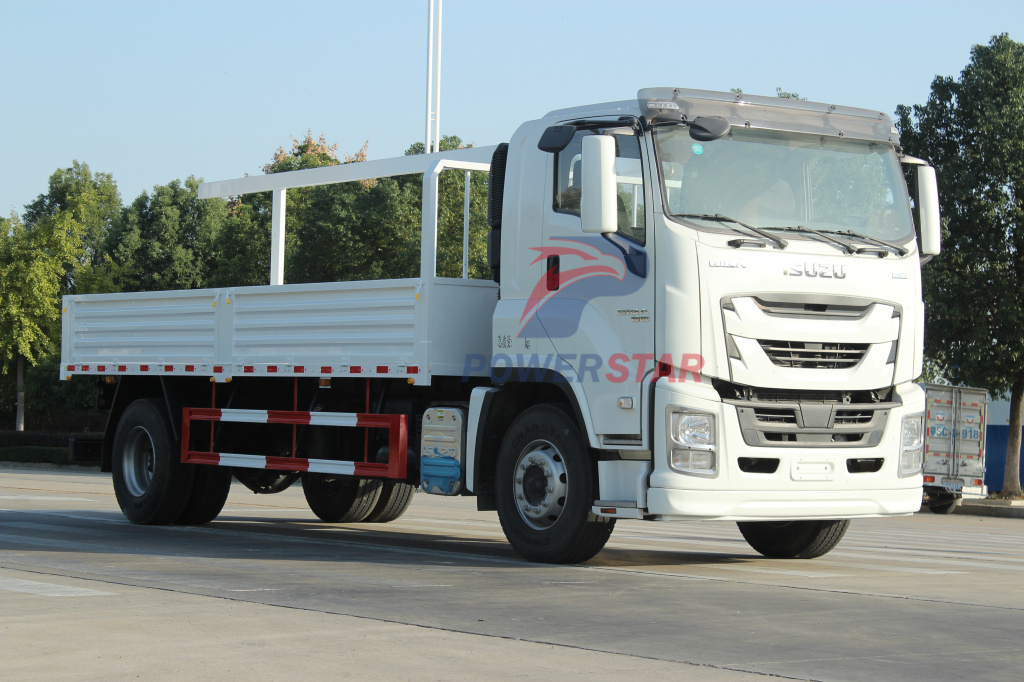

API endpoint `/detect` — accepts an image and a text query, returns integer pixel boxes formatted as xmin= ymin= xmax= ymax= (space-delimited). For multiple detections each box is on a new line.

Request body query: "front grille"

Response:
xmin=834 ymin=410 xmax=874 ymax=425
xmin=753 ymin=297 xmax=874 ymax=319
xmin=715 ymin=381 xmax=893 ymax=404
xmin=716 ymin=380 xmax=897 ymax=448
xmin=730 ymin=398 xmax=896 ymax=449
xmin=748 ymin=388 xmax=853 ymax=403
xmin=758 ymin=340 xmax=868 ymax=369
xmin=754 ymin=408 xmax=797 ymax=424
xmin=763 ymin=431 xmax=866 ymax=444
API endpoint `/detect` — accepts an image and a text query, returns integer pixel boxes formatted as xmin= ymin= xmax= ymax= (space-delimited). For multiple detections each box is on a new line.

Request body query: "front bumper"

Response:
xmin=648 ymin=378 xmax=925 ymax=520
xmin=647 ymin=486 xmax=921 ymax=520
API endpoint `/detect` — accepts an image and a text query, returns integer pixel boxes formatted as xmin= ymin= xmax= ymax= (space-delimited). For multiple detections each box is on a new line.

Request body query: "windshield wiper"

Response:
xmin=834 ymin=230 xmax=909 ymax=257
xmin=672 ymin=213 xmax=788 ymax=250
xmin=765 ymin=226 xmax=857 ymax=254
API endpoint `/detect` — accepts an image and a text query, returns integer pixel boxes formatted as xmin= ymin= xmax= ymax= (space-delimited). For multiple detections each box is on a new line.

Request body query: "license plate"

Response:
xmin=941 ymin=478 xmax=963 ymax=492
xmin=791 ymin=458 xmax=836 ymax=481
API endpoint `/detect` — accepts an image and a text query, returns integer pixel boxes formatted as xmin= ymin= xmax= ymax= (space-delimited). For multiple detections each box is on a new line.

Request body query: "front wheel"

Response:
xmin=495 ymin=405 xmax=614 ymax=564
xmin=737 ymin=519 xmax=850 ymax=559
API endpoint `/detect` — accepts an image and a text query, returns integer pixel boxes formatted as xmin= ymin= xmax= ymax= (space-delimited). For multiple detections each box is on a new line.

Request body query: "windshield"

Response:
xmin=653 ymin=127 xmax=915 ymax=243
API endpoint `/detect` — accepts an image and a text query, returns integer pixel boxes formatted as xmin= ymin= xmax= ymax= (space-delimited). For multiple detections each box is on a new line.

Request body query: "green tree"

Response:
xmin=107 ymin=177 xmax=225 ymax=292
xmin=207 ymin=202 xmax=272 ymax=287
xmin=404 ymin=135 xmax=490 ymax=280
xmin=896 ymin=33 xmax=1024 ymax=497
xmin=775 ymin=87 xmax=807 ymax=101
xmin=0 ymin=213 xmax=83 ymax=430
xmin=210 ymin=131 xmax=346 ymax=287
xmin=218 ymin=131 xmax=489 ymax=286
xmin=23 ymin=161 xmax=120 ymax=257
xmin=23 ymin=161 xmax=122 ymax=295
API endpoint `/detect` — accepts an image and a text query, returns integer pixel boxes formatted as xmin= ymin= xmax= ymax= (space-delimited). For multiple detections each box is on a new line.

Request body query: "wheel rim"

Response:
xmin=512 ymin=439 xmax=568 ymax=530
xmin=122 ymin=426 xmax=156 ymax=497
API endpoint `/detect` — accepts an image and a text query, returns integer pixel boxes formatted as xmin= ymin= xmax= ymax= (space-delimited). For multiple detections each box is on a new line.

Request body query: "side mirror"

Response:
xmin=581 ymin=135 xmax=617 ymax=234
xmin=917 ymin=165 xmax=941 ymax=256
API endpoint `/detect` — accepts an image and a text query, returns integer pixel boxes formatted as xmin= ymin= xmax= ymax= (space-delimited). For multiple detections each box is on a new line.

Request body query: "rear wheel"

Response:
xmin=737 ymin=519 xmax=850 ymax=559
xmin=112 ymin=398 xmax=194 ymax=525
xmin=301 ymin=473 xmax=383 ymax=523
xmin=362 ymin=481 xmax=416 ymax=523
xmin=175 ymin=465 xmax=232 ymax=525
xmin=495 ymin=405 xmax=614 ymax=564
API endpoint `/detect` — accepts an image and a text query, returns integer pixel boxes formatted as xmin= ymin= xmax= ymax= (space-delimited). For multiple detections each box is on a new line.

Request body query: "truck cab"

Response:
xmin=474 ymin=88 xmax=941 ymax=560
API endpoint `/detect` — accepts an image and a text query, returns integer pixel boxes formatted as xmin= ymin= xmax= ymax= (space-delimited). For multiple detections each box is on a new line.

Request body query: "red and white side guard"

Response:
xmin=181 ymin=407 xmax=408 ymax=479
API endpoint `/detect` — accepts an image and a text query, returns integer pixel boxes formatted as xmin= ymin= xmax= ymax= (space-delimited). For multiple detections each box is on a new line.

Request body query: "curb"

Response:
xmin=954 ymin=499 xmax=1024 ymax=519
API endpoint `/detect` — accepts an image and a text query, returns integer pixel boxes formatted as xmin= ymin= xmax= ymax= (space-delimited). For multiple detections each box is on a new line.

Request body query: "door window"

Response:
xmin=554 ymin=128 xmax=646 ymax=244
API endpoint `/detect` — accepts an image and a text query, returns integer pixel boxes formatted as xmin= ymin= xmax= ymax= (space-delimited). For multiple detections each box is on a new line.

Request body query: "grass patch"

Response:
xmin=0 ymin=446 xmax=69 ymax=465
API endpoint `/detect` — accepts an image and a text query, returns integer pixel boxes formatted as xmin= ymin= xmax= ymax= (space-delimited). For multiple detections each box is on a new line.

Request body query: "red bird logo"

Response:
xmin=518 ymin=236 xmax=643 ymax=339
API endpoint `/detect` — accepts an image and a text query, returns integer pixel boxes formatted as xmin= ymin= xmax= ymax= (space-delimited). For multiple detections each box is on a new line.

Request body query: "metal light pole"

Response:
xmin=425 ymin=0 xmax=442 ymax=153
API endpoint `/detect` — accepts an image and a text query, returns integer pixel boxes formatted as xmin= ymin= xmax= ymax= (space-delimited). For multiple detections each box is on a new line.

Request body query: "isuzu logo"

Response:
xmin=783 ymin=263 xmax=847 ymax=279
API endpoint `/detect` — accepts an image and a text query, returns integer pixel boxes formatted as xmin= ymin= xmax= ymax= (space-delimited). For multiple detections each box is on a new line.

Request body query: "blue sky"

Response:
xmin=1 ymin=0 xmax=1021 ymax=214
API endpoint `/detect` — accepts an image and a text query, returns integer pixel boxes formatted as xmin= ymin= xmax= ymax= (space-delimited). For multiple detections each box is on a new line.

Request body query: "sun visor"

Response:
xmin=638 ymin=87 xmax=899 ymax=145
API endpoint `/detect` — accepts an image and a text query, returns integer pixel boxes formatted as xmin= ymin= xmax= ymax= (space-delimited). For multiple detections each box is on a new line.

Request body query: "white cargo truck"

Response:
xmin=921 ymin=383 xmax=989 ymax=513
xmin=61 ymin=88 xmax=942 ymax=563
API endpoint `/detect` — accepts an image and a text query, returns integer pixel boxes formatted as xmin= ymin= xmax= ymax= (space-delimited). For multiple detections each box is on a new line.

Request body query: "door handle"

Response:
xmin=546 ymin=255 xmax=560 ymax=291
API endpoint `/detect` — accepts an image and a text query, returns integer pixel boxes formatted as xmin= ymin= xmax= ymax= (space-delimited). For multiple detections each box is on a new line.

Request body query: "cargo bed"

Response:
xmin=61 ymin=277 xmax=497 ymax=384
xmin=61 ymin=146 xmax=498 ymax=385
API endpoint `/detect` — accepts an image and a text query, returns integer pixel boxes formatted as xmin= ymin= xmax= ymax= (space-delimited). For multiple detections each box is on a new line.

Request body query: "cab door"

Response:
xmin=525 ymin=124 xmax=655 ymax=438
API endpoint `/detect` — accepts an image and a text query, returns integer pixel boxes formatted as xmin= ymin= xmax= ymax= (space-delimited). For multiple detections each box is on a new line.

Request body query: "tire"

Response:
xmin=928 ymin=494 xmax=960 ymax=515
xmin=112 ymin=398 xmax=195 ymax=525
xmin=737 ymin=519 xmax=850 ymax=559
xmin=175 ymin=465 xmax=232 ymax=525
xmin=361 ymin=481 xmax=415 ymax=523
xmin=495 ymin=404 xmax=615 ymax=564
xmin=301 ymin=473 xmax=383 ymax=523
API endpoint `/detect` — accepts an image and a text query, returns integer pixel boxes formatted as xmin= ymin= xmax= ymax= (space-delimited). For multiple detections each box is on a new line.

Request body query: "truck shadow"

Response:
xmin=1 ymin=507 xmax=758 ymax=571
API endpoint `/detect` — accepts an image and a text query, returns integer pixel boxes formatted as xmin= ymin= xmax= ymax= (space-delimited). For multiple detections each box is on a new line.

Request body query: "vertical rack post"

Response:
xmin=270 ymin=188 xmax=287 ymax=285
xmin=462 ymin=170 xmax=470 ymax=279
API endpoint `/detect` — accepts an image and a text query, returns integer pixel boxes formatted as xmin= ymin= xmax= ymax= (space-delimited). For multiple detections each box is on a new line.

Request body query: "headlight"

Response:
xmin=668 ymin=409 xmax=717 ymax=476
xmin=899 ymin=414 xmax=924 ymax=478
xmin=671 ymin=412 xmax=716 ymax=447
